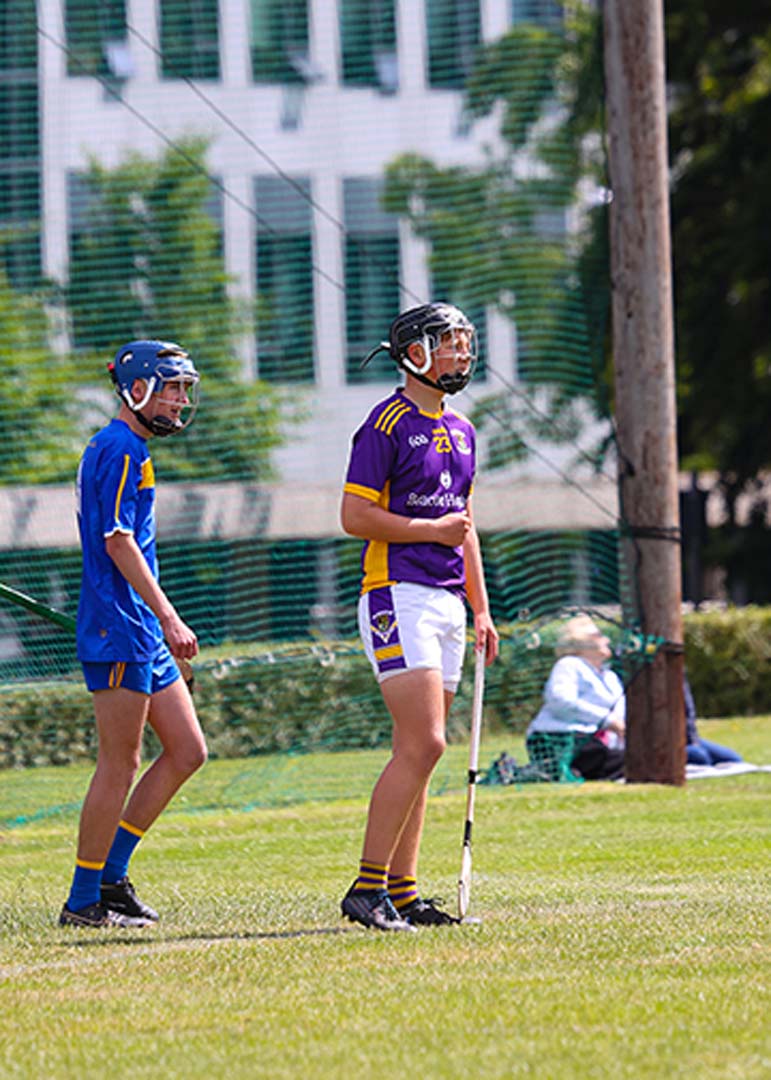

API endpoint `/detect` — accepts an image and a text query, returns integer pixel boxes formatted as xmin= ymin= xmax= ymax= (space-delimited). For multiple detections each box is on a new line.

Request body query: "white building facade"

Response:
xmin=21 ymin=0 xmax=568 ymax=486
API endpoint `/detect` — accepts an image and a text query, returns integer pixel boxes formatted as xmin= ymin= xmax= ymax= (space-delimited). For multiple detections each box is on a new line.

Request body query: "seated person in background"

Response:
xmin=526 ymin=614 xmax=625 ymax=781
xmin=684 ymin=676 xmax=743 ymax=767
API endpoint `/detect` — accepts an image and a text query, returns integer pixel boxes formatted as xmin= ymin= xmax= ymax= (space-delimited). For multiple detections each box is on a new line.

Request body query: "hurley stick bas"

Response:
xmin=0 ymin=581 xmax=195 ymax=691
xmin=458 ymin=645 xmax=486 ymax=919
xmin=0 ymin=580 xmax=76 ymax=633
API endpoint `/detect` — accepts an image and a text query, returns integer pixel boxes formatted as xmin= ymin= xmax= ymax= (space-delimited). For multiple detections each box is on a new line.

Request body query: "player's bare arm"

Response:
xmin=462 ymin=503 xmax=499 ymax=665
xmin=341 ymin=491 xmax=472 ymax=547
xmin=105 ymin=532 xmax=198 ymax=659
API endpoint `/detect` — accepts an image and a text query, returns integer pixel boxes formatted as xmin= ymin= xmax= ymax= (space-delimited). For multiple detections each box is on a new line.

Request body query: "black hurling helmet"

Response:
xmin=362 ymin=302 xmax=478 ymax=395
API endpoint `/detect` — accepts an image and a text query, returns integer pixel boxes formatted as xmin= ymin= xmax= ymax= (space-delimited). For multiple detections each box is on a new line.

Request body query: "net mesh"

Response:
xmin=0 ymin=1 xmax=655 ymax=793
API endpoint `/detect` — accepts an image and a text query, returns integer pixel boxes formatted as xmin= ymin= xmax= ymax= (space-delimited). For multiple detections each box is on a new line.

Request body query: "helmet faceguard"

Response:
xmin=361 ymin=303 xmax=478 ymax=395
xmin=109 ymin=340 xmax=200 ymax=437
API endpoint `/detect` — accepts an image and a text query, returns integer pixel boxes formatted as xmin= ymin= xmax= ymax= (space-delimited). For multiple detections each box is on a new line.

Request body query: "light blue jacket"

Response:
xmin=527 ymin=655 xmax=625 ymax=737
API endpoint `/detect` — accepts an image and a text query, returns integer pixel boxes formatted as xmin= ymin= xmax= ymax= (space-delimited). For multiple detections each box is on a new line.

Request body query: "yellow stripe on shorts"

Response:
xmin=374 ymin=643 xmax=404 ymax=661
xmin=109 ymin=662 xmax=126 ymax=689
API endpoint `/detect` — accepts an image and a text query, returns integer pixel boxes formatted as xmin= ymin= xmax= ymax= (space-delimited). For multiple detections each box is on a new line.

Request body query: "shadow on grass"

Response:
xmin=59 ymin=924 xmax=363 ymax=949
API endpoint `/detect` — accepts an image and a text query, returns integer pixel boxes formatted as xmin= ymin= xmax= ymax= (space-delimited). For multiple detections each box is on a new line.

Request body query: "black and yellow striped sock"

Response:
xmin=353 ymin=859 xmax=388 ymax=892
xmin=388 ymin=874 xmax=418 ymax=911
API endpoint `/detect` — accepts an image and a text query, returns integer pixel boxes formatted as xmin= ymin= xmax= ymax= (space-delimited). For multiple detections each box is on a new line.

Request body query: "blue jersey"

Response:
xmin=344 ymin=389 xmax=476 ymax=595
xmin=76 ymin=418 xmax=162 ymax=662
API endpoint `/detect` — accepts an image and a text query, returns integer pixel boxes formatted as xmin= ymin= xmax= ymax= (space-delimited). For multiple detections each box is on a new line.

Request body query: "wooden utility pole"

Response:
xmin=604 ymin=0 xmax=685 ymax=783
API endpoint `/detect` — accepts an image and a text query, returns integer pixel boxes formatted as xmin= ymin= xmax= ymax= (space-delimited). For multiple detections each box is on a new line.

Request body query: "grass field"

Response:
xmin=1 ymin=717 xmax=769 ymax=1079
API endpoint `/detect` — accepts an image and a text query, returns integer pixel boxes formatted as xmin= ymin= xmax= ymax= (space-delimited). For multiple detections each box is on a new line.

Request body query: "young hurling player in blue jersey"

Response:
xmin=340 ymin=303 xmax=499 ymax=930
xmin=60 ymin=341 xmax=207 ymax=928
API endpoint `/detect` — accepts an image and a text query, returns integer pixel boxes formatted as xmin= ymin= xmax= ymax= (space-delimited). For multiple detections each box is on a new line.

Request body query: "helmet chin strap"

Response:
xmin=133 ymin=411 xmax=181 ymax=437
xmin=406 ymin=367 xmax=471 ymax=395
xmin=436 ymin=370 xmax=472 ymax=394
xmin=118 ymin=376 xmax=186 ymax=437
xmin=401 ymin=335 xmax=470 ymax=395
xmin=359 ymin=334 xmax=473 ymax=394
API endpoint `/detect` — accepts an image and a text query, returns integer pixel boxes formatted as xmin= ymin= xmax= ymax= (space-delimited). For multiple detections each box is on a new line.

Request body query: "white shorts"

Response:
xmin=358 ymin=582 xmax=467 ymax=693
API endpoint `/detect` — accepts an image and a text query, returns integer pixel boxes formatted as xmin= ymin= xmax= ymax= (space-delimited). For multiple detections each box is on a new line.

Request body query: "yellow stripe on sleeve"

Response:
xmin=344 ymin=482 xmax=381 ymax=502
xmin=113 ymin=454 xmax=131 ymax=527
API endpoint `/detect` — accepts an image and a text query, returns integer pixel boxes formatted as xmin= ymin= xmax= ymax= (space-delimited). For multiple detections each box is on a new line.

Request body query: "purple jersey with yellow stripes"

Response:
xmin=75 ymin=418 xmax=163 ymax=661
xmin=344 ymin=389 xmax=476 ymax=595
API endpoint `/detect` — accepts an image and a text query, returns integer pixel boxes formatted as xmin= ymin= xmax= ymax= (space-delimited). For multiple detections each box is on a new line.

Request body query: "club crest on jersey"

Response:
xmin=371 ymin=610 xmax=398 ymax=644
xmin=451 ymin=428 xmax=472 ymax=455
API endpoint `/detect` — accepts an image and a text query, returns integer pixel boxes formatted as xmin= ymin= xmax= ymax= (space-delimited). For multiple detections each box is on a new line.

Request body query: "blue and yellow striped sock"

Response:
xmin=102 ymin=820 xmax=145 ymax=884
xmin=388 ymin=874 xmax=418 ymax=911
xmin=66 ymin=859 xmax=105 ymax=912
xmin=353 ymin=859 xmax=388 ymax=893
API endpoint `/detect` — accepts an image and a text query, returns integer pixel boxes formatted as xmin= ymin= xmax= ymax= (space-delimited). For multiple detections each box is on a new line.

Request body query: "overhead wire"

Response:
xmin=102 ymin=19 xmax=615 ymax=467
xmin=37 ymin=16 xmax=620 ymax=520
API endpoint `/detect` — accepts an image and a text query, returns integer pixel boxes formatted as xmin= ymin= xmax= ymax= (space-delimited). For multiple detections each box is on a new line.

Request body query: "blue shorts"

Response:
xmin=82 ymin=641 xmax=181 ymax=695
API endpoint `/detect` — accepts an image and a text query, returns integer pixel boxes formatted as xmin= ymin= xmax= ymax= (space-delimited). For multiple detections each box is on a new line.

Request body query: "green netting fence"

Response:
xmin=1 ymin=0 xmax=663 ymax=801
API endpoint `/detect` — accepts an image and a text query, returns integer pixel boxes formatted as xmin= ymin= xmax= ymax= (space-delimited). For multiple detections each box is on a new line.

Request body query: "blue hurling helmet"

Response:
xmin=108 ymin=340 xmax=200 ymax=437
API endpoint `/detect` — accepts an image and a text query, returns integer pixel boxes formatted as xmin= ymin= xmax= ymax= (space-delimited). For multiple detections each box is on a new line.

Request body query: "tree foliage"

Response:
xmin=0 ymin=274 xmax=81 ymax=482
xmin=382 ymin=9 xmax=610 ymax=464
xmin=666 ymin=2 xmax=771 ymax=508
xmin=67 ymin=137 xmax=283 ymax=482
xmin=382 ymin=3 xmax=771 ymax=598
xmin=663 ymin=2 xmax=771 ymax=598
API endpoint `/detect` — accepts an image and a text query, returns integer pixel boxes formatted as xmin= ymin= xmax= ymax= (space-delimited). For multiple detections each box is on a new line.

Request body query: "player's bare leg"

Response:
xmin=388 ymin=687 xmax=454 ymax=877
xmin=93 ymin=679 xmax=206 ymax=924
xmin=386 ymin=688 xmax=460 ymax=925
xmin=119 ymin=678 xmax=207 ymax=832
xmin=75 ymin=688 xmax=149 ymax=865
xmin=60 ymin=689 xmax=152 ymax=927
xmin=341 ymin=668 xmax=445 ymax=930
xmin=360 ymin=668 xmax=447 ymax=866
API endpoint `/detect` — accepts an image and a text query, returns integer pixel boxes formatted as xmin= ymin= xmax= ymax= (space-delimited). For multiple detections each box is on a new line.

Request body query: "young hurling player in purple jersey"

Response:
xmin=59 ymin=341 xmax=207 ymax=929
xmin=340 ymin=303 xmax=499 ymax=930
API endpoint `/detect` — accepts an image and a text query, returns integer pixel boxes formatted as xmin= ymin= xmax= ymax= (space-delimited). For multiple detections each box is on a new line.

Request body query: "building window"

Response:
xmin=160 ymin=0 xmax=220 ymax=80
xmin=0 ymin=170 xmax=40 ymax=289
xmin=431 ymin=272 xmax=487 ymax=381
xmin=67 ymin=169 xmax=225 ymax=350
xmin=67 ymin=172 xmax=123 ymax=349
xmin=255 ymin=177 xmax=315 ymax=383
xmin=0 ymin=83 xmax=38 ymax=162
xmin=511 ymin=0 xmax=562 ymax=28
xmin=0 ymin=0 xmax=37 ymax=70
xmin=250 ymin=0 xmax=310 ymax=84
xmin=0 ymin=0 xmax=40 ymax=287
xmin=65 ymin=0 xmax=128 ymax=77
xmin=426 ymin=0 xmax=480 ymax=90
xmin=340 ymin=0 xmax=398 ymax=93
xmin=344 ymin=179 xmax=401 ymax=383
